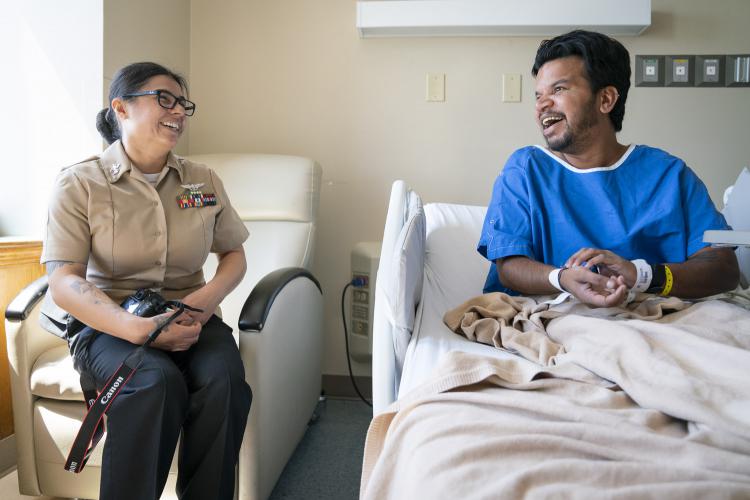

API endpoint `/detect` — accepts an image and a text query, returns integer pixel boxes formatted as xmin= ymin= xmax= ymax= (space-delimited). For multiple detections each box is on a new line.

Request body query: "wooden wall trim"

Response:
xmin=0 ymin=241 xmax=43 ymax=268
xmin=0 ymin=240 xmax=45 ymax=439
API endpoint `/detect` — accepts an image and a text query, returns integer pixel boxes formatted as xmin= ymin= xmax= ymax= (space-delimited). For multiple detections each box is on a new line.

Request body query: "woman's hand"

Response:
xmin=559 ymin=266 xmax=628 ymax=307
xmin=565 ymin=247 xmax=637 ymax=287
xmin=180 ymin=286 xmax=221 ymax=326
xmin=146 ymin=311 xmax=202 ymax=351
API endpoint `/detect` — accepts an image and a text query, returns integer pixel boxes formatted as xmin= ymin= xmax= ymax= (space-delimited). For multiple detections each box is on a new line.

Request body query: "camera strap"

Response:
xmin=64 ymin=301 xmax=200 ymax=473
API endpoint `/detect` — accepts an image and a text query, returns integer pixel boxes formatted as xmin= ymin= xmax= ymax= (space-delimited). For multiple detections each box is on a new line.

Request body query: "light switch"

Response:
xmin=502 ymin=74 xmax=521 ymax=102
xmin=426 ymin=73 xmax=445 ymax=102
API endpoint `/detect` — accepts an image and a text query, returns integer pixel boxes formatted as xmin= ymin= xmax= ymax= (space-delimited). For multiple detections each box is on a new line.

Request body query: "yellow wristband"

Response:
xmin=660 ymin=265 xmax=673 ymax=296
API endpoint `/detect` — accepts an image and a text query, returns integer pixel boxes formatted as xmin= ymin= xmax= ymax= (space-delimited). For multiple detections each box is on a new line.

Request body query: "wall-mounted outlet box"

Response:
xmin=726 ymin=54 xmax=750 ymax=87
xmin=665 ymin=55 xmax=695 ymax=87
xmin=349 ymin=242 xmax=381 ymax=363
xmin=635 ymin=55 xmax=664 ymax=87
xmin=695 ymin=55 xmax=725 ymax=87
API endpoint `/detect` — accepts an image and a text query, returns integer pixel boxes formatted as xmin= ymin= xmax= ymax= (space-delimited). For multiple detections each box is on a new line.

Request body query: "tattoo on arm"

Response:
xmin=46 ymin=260 xmax=77 ymax=276
xmin=68 ymin=277 xmax=125 ymax=317
xmin=152 ymin=315 xmax=171 ymax=330
xmin=69 ymin=278 xmax=101 ymax=297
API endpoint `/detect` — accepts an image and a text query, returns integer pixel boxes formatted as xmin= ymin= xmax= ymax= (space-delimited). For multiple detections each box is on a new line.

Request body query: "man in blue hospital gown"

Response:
xmin=478 ymin=30 xmax=739 ymax=306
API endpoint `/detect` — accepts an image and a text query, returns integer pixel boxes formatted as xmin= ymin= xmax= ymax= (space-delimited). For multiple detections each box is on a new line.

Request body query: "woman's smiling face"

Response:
xmin=115 ymin=75 xmax=188 ymax=153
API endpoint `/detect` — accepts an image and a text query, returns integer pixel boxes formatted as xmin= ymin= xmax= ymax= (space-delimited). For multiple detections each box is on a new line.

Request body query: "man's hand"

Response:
xmin=497 ymin=255 xmax=628 ymax=307
xmin=559 ymin=266 xmax=629 ymax=307
xmin=565 ymin=248 xmax=637 ymax=287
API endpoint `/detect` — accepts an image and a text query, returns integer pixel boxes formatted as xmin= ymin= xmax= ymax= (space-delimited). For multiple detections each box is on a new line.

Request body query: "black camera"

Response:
xmin=120 ymin=289 xmax=172 ymax=318
xmin=67 ymin=289 xmax=197 ymax=344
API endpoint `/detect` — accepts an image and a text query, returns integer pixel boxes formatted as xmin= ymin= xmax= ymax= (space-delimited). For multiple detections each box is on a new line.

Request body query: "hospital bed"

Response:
xmin=364 ymin=178 xmax=750 ymax=498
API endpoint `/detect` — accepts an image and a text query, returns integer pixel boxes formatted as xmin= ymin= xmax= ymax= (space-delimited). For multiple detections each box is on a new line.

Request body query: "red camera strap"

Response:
xmin=64 ymin=303 xmax=190 ymax=473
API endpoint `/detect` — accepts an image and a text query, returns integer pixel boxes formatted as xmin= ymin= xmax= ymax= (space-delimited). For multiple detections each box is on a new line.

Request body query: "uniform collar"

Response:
xmin=99 ymin=140 xmax=186 ymax=183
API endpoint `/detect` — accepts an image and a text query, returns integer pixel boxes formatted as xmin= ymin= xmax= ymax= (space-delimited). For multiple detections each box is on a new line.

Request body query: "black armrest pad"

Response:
xmin=5 ymin=275 xmax=49 ymax=321
xmin=238 ymin=267 xmax=321 ymax=332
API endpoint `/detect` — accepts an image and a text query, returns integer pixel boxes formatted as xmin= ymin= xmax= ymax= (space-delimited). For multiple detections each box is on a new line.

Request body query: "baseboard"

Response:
xmin=322 ymin=374 xmax=372 ymax=399
xmin=0 ymin=434 xmax=16 ymax=477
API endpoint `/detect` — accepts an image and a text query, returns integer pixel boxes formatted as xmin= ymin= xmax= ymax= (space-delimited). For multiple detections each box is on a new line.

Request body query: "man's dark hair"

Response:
xmin=96 ymin=62 xmax=189 ymax=144
xmin=531 ymin=30 xmax=631 ymax=132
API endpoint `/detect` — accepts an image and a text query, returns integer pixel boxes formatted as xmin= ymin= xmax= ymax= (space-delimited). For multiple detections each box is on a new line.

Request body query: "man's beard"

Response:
xmin=545 ymin=98 xmax=598 ymax=154
xmin=546 ymin=123 xmax=574 ymax=152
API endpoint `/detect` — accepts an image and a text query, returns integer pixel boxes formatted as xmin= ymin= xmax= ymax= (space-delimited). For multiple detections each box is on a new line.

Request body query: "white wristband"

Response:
xmin=548 ymin=268 xmax=566 ymax=292
xmin=630 ymin=259 xmax=652 ymax=293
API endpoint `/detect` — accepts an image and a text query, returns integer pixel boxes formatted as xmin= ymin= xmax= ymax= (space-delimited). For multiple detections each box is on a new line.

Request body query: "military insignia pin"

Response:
xmin=176 ymin=183 xmax=216 ymax=209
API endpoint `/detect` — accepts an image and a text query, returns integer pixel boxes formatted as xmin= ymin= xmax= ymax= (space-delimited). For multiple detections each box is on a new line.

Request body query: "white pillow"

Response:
xmin=423 ymin=203 xmax=490 ymax=312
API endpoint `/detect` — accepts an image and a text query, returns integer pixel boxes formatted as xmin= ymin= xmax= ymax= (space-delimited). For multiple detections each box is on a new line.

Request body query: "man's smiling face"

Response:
xmin=534 ymin=56 xmax=600 ymax=154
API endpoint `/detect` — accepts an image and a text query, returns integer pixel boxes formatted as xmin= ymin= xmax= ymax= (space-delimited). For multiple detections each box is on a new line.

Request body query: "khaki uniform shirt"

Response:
xmin=40 ymin=140 xmax=249 ymax=331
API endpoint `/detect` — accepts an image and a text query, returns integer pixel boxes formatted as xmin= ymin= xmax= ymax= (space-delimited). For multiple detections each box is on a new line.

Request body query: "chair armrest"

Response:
xmin=238 ymin=267 xmax=321 ymax=332
xmin=236 ymin=271 xmax=323 ymax=499
xmin=5 ymin=275 xmax=48 ymax=321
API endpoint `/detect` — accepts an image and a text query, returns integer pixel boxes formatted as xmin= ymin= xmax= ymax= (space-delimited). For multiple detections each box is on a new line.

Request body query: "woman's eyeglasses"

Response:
xmin=121 ymin=89 xmax=196 ymax=116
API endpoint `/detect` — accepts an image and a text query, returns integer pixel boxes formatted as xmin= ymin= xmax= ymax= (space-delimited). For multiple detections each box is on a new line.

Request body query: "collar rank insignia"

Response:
xmin=177 ymin=183 xmax=216 ymax=209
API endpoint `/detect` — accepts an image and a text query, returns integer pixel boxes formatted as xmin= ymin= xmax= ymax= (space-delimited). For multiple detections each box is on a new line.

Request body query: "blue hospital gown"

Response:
xmin=478 ymin=144 xmax=730 ymax=294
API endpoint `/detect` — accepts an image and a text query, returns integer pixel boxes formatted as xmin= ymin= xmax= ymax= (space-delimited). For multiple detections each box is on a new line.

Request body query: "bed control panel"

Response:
xmin=350 ymin=242 xmax=381 ymax=363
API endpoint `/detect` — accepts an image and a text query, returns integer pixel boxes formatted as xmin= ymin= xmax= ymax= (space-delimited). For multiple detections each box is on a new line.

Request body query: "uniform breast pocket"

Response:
xmin=168 ymin=204 xmax=219 ymax=273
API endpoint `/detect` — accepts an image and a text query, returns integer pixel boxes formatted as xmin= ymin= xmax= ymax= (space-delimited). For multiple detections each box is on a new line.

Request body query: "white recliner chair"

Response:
xmin=5 ymin=153 xmax=324 ymax=500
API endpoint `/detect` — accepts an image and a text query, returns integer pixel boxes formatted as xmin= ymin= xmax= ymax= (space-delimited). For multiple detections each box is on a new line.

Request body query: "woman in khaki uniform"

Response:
xmin=42 ymin=62 xmax=252 ymax=500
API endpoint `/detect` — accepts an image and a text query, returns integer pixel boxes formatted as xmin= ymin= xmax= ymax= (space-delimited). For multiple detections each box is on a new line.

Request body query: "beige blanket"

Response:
xmin=360 ymin=291 xmax=750 ymax=499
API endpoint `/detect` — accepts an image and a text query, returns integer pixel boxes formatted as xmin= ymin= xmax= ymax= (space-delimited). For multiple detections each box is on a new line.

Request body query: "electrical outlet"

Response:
xmin=635 ymin=55 xmax=664 ymax=87
xmin=665 ymin=55 xmax=695 ymax=87
xmin=349 ymin=242 xmax=381 ymax=363
xmin=695 ymin=55 xmax=725 ymax=87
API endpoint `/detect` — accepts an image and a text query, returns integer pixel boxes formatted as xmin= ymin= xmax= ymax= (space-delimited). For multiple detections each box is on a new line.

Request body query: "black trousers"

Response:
xmin=74 ymin=316 xmax=252 ymax=500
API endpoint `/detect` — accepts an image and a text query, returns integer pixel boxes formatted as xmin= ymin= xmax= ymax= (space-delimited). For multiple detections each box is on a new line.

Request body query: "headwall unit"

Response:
xmin=635 ymin=54 xmax=750 ymax=88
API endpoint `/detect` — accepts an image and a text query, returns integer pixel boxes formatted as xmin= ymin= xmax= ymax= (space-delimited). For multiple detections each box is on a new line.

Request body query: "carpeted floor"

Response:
xmin=269 ymin=398 xmax=373 ymax=500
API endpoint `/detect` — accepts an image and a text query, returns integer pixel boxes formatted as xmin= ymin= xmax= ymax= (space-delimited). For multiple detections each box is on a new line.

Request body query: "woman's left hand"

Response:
xmin=180 ymin=286 xmax=221 ymax=326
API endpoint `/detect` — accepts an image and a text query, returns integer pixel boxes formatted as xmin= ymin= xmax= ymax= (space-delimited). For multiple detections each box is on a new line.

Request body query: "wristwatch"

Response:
xmin=646 ymin=264 xmax=666 ymax=293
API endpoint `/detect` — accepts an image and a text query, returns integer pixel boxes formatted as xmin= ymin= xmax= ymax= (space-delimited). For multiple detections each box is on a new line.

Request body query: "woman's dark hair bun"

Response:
xmin=96 ymin=108 xmax=119 ymax=145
